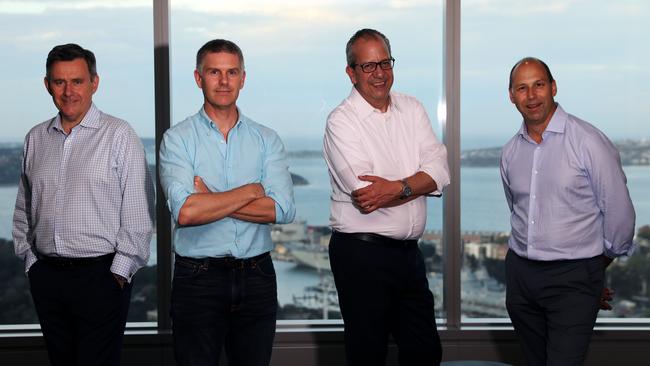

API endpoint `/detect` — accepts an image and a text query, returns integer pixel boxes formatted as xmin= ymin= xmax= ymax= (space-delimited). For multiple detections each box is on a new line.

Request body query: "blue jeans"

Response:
xmin=171 ymin=252 xmax=278 ymax=366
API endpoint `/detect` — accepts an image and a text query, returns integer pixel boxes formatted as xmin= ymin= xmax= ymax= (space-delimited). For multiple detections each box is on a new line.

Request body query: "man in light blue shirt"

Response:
xmin=159 ymin=39 xmax=295 ymax=366
xmin=501 ymin=57 xmax=635 ymax=366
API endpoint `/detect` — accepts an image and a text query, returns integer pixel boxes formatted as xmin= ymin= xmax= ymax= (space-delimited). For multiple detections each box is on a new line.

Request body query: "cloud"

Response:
xmin=0 ymin=0 xmax=149 ymax=14
xmin=463 ymin=0 xmax=578 ymax=16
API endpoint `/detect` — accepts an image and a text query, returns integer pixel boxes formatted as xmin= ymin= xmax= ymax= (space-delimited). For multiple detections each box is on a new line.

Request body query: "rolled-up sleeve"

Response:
xmin=323 ymin=111 xmax=373 ymax=197
xmin=414 ymin=102 xmax=449 ymax=195
xmin=261 ymin=131 xmax=295 ymax=224
xmin=159 ymin=129 xmax=194 ymax=222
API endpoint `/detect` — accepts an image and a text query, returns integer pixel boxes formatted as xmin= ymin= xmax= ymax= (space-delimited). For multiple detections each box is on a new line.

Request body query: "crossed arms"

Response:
xmin=158 ymin=121 xmax=295 ymax=227
xmin=177 ymin=177 xmax=276 ymax=225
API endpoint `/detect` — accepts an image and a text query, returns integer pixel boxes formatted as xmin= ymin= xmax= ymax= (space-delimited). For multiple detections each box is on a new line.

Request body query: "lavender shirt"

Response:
xmin=500 ymin=104 xmax=635 ymax=261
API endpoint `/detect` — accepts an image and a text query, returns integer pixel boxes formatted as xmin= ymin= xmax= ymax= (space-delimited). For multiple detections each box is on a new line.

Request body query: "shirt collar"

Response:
xmin=199 ymin=106 xmax=245 ymax=133
xmin=48 ymin=103 xmax=101 ymax=134
xmin=347 ymin=87 xmax=400 ymax=120
xmin=517 ymin=103 xmax=567 ymax=140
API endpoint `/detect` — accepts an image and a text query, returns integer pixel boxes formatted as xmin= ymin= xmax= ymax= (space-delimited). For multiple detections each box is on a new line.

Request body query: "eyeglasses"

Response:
xmin=350 ymin=58 xmax=395 ymax=73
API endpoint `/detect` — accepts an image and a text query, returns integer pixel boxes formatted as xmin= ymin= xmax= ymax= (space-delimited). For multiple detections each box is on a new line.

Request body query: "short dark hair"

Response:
xmin=46 ymin=43 xmax=97 ymax=81
xmin=508 ymin=57 xmax=554 ymax=89
xmin=346 ymin=28 xmax=391 ymax=67
xmin=196 ymin=39 xmax=245 ymax=72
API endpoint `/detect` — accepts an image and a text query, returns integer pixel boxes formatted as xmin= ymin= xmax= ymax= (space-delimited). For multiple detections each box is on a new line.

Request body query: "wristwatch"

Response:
xmin=400 ymin=179 xmax=412 ymax=199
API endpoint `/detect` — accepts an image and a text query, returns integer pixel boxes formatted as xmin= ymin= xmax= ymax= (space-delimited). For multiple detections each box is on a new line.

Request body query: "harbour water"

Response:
xmin=1 ymin=157 xmax=649 ymax=316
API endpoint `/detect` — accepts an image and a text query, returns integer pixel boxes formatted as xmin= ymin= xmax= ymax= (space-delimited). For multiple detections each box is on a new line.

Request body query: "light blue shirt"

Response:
xmin=500 ymin=104 xmax=635 ymax=261
xmin=159 ymin=108 xmax=295 ymax=259
xmin=12 ymin=103 xmax=154 ymax=279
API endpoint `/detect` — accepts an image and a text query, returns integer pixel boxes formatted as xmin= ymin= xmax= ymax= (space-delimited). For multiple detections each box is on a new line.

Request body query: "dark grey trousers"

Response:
xmin=505 ymin=250 xmax=605 ymax=366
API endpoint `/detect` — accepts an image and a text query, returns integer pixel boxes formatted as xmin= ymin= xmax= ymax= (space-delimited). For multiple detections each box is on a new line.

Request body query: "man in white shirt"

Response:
xmin=323 ymin=28 xmax=450 ymax=365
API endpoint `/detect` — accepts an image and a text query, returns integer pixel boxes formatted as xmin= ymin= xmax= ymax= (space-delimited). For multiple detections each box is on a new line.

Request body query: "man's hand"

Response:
xmin=600 ymin=287 xmax=614 ymax=310
xmin=351 ymin=175 xmax=402 ymax=214
xmin=113 ymin=273 xmax=127 ymax=289
xmin=194 ymin=176 xmax=210 ymax=193
xmin=194 ymin=176 xmax=265 ymax=200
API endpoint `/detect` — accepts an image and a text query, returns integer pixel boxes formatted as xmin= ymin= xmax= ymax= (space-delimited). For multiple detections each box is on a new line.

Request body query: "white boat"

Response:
xmin=287 ymin=243 xmax=331 ymax=271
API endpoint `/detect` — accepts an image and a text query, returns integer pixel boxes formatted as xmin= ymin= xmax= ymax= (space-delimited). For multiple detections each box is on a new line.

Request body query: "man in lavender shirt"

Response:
xmin=12 ymin=44 xmax=154 ymax=366
xmin=324 ymin=28 xmax=449 ymax=365
xmin=501 ymin=57 xmax=635 ymax=366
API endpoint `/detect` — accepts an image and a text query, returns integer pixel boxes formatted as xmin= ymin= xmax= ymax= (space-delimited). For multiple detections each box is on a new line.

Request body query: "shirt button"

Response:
xmin=534 ymin=170 xmax=538 ymax=174
xmin=531 ymin=220 xmax=535 ymax=224
xmin=532 ymin=195 xmax=536 ymax=199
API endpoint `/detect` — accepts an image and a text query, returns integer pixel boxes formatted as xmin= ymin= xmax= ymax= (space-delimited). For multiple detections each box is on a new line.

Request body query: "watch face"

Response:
xmin=401 ymin=180 xmax=412 ymax=199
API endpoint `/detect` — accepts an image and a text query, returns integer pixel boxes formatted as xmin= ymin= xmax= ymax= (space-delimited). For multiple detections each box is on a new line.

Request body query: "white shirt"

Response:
xmin=323 ymin=87 xmax=450 ymax=240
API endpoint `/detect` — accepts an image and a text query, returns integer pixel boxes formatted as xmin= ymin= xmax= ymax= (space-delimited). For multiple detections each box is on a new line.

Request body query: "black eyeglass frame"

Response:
xmin=350 ymin=58 xmax=396 ymax=73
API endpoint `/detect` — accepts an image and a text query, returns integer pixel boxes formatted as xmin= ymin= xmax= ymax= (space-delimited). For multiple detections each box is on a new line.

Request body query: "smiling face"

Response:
xmin=44 ymin=58 xmax=98 ymax=128
xmin=346 ymin=37 xmax=394 ymax=112
xmin=194 ymin=51 xmax=245 ymax=113
xmin=509 ymin=60 xmax=557 ymax=128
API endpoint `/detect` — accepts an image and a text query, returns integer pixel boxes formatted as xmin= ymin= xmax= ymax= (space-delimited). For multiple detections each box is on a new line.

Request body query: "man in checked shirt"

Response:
xmin=12 ymin=43 xmax=154 ymax=366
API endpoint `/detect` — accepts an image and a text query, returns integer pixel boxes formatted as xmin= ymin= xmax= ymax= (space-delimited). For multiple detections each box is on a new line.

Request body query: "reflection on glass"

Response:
xmin=170 ymin=0 xmax=443 ymax=320
xmin=461 ymin=0 xmax=650 ymax=320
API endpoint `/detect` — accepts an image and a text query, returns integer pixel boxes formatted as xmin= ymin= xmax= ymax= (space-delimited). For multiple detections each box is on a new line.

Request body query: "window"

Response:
xmin=1 ymin=0 xmax=648 ymax=337
xmin=0 ymin=1 xmax=156 ymax=326
xmin=460 ymin=0 xmax=650 ymax=321
xmin=169 ymin=0 xmax=444 ymax=320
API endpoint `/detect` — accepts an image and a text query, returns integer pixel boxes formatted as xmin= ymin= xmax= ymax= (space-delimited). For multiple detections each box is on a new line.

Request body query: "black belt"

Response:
xmin=37 ymin=253 xmax=115 ymax=268
xmin=175 ymin=252 xmax=270 ymax=269
xmin=334 ymin=231 xmax=418 ymax=247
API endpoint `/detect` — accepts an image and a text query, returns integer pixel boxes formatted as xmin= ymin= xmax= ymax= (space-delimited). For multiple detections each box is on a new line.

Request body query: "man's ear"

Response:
xmin=345 ymin=66 xmax=357 ymax=85
xmin=551 ymin=80 xmax=557 ymax=97
xmin=44 ymin=77 xmax=52 ymax=95
xmin=194 ymin=69 xmax=203 ymax=89
xmin=91 ymin=74 xmax=100 ymax=94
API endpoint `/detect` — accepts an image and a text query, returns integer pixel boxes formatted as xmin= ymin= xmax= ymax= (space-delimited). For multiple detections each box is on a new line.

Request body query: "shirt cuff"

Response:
xmin=603 ymin=239 xmax=636 ymax=258
xmin=421 ymin=169 xmax=449 ymax=196
xmin=24 ymin=251 xmax=38 ymax=274
xmin=110 ymin=253 xmax=137 ymax=282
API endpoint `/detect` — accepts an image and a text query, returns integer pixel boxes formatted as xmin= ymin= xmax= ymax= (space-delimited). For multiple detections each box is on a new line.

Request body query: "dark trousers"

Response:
xmin=28 ymin=257 xmax=132 ymax=366
xmin=171 ymin=252 xmax=278 ymax=366
xmin=505 ymin=250 xmax=605 ymax=366
xmin=329 ymin=231 xmax=442 ymax=366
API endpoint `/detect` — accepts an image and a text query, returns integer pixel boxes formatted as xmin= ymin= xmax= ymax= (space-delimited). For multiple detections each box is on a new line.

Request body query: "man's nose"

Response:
xmin=526 ymin=88 xmax=535 ymax=99
xmin=371 ymin=65 xmax=385 ymax=77
xmin=64 ymin=82 xmax=73 ymax=95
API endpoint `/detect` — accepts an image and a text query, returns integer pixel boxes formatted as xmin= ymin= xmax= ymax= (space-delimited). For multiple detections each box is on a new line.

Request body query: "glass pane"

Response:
xmin=0 ymin=1 xmax=156 ymax=325
xmin=170 ymin=0 xmax=444 ymax=320
xmin=461 ymin=0 xmax=650 ymax=320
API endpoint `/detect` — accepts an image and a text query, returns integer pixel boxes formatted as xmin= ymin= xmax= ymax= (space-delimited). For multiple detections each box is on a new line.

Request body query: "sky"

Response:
xmin=0 ymin=0 xmax=648 ymax=149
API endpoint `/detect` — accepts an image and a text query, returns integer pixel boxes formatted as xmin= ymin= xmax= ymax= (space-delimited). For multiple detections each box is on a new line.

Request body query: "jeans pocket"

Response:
xmin=254 ymin=256 xmax=276 ymax=278
xmin=174 ymin=258 xmax=201 ymax=280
